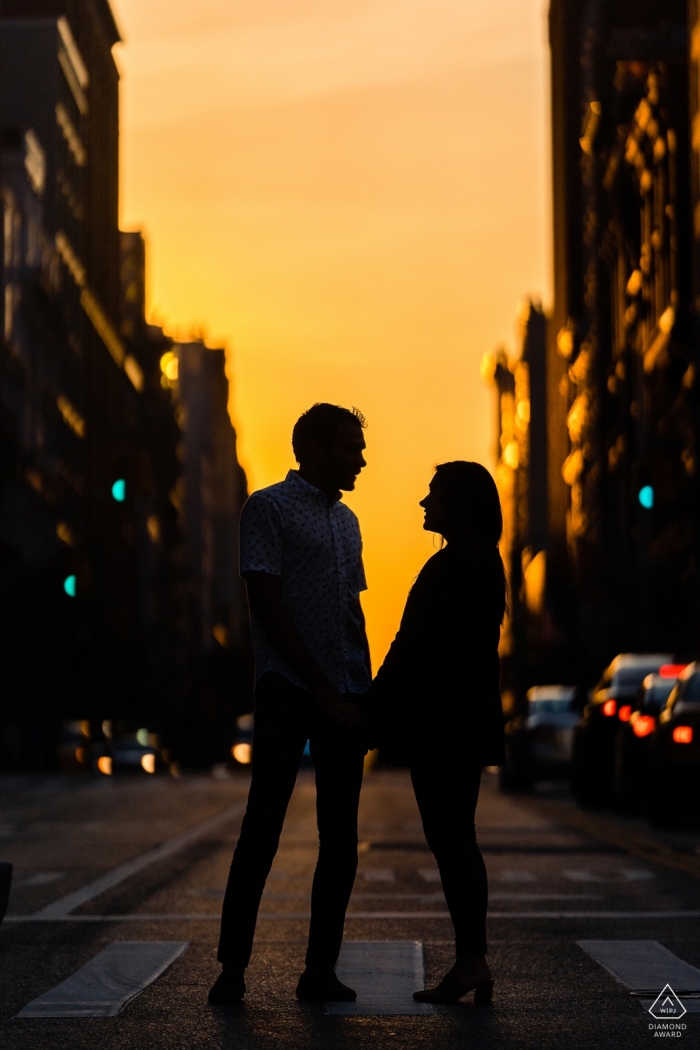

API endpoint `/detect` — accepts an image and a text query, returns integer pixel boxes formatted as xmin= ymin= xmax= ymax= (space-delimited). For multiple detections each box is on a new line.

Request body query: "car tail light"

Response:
xmin=659 ymin=664 xmax=687 ymax=678
xmin=632 ymin=715 xmax=655 ymax=738
xmin=618 ymin=705 xmax=632 ymax=722
xmin=602 ymin=699 xmax=617 ymax=717
xmin=672 ymin=725 xmax=694 ymax=745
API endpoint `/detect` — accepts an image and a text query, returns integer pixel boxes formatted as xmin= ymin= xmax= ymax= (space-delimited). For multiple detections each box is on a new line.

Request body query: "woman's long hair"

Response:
xmin=434 ymin=460 xmax=508 ymax=621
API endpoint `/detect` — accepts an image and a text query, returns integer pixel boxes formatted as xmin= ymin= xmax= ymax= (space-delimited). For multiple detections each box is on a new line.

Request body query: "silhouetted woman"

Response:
xmin=364 ymin=461 xmax=506 ymax=1004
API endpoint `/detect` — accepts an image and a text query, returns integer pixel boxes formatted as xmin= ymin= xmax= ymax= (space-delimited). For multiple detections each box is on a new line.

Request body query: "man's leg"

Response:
xmin=215 ymin=675 xmax=309 ymax=977
xmin=304 ymin=724 xmax=365 ymax=972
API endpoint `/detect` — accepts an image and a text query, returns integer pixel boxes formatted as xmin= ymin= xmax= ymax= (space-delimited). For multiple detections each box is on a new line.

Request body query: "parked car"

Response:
xmin=613 ymin=669 xmax=683 ymax=812
xmin=572 ymin=653 xmax=672 ymax=807
xmin=92 ymin=727 xmax=161 ymax=776
xmin=647 ymin=662 xmax=700 ymax=827
xmin=230 ymin=713 xmax=254 ymax=767
xmin=500 ymin=686 xmax=582 ymax=792
xmin=56 ymin=720 xmax=91 ymax=772
xmin=612 ymin=672 xmax=684 ymax=810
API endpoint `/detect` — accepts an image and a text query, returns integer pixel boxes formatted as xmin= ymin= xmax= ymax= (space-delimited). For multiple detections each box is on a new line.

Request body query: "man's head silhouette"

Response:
xmin=292 ymin=403 xmax=367 ymax=498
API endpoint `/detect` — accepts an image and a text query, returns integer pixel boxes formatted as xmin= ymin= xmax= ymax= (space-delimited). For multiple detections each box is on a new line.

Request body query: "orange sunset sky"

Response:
xmin=112 ymin=0 xmax=552 ymax=665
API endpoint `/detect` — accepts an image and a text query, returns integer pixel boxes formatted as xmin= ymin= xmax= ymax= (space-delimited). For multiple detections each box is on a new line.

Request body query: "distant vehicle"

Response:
xmin=92 ymin=727 xmax=161 ymax=776
xmin=500 ymin=686 xmax=582 ymax=792
xmin=230 ymin=714 xmax=254 ymax=767
xmin=111 ymin=733 xmax=160 ymax=775
xmin=647 ymin=663 xmax=700 ymax=827
xmin=613 ymin=670 xmax=683 ymax=812
xmin=572 ymin=653 xmax=673 ymax=807
xmin=56 ymin=720 xmax=91 ymax=772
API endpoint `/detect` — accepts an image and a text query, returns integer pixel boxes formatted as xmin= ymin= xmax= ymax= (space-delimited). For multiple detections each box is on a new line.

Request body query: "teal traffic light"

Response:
xmin=63 ymin=574 xmax=77 ymax=597
xmin=111 ymin=478 xmax=126 ymax=502
xmin=638 ymin=485 xmax=654 ymax=509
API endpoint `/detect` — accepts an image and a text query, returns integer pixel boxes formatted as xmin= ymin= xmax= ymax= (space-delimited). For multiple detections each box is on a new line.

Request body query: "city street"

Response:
xmin=1 ymin=768 xmax=699 ymax=1048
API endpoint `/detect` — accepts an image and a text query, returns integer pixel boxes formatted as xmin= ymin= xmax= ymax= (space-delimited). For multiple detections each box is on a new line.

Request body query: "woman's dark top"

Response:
xmin=365 ymin=542 xmax=505 ymax=766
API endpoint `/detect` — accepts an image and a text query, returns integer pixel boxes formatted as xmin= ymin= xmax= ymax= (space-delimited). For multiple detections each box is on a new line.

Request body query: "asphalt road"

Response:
xmin=1 ymin=766 xmax=700 ymax=1048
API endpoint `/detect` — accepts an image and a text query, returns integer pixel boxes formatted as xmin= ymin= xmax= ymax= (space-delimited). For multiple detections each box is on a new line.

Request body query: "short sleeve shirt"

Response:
xmin=239 ymin=470 xmax=370 ymax=694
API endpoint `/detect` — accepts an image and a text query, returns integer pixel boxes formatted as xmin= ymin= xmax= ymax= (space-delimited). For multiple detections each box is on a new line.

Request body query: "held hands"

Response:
xmin=329 ymin=701 xmax=363 ymax=729
xmin=312 ymin=681 xmax=363 ymax=729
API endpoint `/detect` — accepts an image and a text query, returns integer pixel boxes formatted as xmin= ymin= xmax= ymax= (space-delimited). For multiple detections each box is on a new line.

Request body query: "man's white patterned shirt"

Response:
xmin=239 ymin=470 xmax=370 ymax=694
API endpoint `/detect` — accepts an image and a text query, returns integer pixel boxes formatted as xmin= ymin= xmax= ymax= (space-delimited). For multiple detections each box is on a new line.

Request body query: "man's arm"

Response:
xmin=245 ymin=571 xmax=360 ymax=725
xmin=354 ymin=596 xmax=372 ymax=679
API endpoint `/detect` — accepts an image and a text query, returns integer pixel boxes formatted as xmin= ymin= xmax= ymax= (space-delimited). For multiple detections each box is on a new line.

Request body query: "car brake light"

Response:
xmin=672 ymin=725 xmax=694 ymax=744
xmin=632 ymin=715 xmax=655 ymax=738
xmin=659 ymin=664 xmax=687 ymax=678
xmin=602 ymin=699 xmax=617 ymax=717
xmin=618 ymin=705 xmax=632 ymax=722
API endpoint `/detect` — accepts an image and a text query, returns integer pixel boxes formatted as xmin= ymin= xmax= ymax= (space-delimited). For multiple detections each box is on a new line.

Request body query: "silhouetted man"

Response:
xmin=209 ymin=403 xmax=371 ymax=1005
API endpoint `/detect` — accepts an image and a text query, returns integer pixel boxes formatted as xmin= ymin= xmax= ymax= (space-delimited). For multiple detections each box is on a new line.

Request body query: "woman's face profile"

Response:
xmin=419 ymin=476 xmax=445 ymax=534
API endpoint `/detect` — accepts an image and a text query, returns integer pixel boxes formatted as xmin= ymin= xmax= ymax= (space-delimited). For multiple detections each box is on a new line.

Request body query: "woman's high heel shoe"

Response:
xmin=413 ymin=972 xmax=494 ymax=1005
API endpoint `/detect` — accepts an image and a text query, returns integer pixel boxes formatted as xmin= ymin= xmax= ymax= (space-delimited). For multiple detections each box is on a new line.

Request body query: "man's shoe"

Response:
xmin=208 ymin=969 xmax=246 ymax=1005
xmin=295 ymin=967 xmax=357 ymax=1003
xmin=0 ymin=863 xmax=12 ymax=922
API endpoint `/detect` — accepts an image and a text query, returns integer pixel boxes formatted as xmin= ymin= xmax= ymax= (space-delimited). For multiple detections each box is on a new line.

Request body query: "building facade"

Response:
xmin=488 ymin=0 xmax=700 ymax=702
xmin=0 ymin=3 xmax=251 ymax=767
xmin=1 ymin=1 xmax=145 ymax=724
xmin=482 ymin=301 xmax=550 ymax=712
xmin=120 ymin=239 xmax=252 ymax=766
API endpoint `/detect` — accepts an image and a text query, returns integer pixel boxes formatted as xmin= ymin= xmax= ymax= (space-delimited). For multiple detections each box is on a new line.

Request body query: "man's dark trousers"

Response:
xmin=217 ymin=672 xmax=365 ymax=972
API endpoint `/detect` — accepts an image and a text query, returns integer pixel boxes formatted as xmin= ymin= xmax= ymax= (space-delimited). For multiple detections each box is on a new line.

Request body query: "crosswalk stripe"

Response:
xmin=15 ymin=942 xmax=188 ymax=1018
xmin=325 ymin=941 xmax=435 ymax=1015
xmin=579 ymin=940 xmax=700 ymax=1013
xmin=362 ymin=868 xmax=396 ymax=882
xmin=8 ymin=909 xmax=700 ymax=922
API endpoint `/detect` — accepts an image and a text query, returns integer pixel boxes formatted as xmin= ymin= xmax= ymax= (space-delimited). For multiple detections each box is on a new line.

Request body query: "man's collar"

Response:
xmin=285 ymin=469 xmax=342 ymax=506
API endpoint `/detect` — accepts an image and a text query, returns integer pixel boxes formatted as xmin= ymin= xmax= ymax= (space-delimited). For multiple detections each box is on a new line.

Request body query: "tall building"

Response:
xmin=548 ymin=0 xmax=697 ymax=671
xmin=118 ymin=232 xmax=191 ymax=735
xmin=0 ymin=1 xmax=151 ymax=755
xmin=150 ymin=339 xmax=251 ymax=765
xmin=119 ymin=237 xmax=252 ymax=765
xmin=482 ymin=301 xmax=549 ymax=711
xmin=0 ymin=3 xmax=251 ymax=767
xmin=173 ymin=341 xmax=249 ymax=655
xmin=487 ymin=1 xmax=700 ymax=699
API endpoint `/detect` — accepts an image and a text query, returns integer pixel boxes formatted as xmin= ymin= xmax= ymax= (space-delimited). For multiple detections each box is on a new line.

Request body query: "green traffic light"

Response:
xmin=64 ymin=574 xmax=77 ymax=597
xmin=638 ymin=485 xmax=654 ymax=509
xmin=112 ymin=478 xmax=126 ymax=502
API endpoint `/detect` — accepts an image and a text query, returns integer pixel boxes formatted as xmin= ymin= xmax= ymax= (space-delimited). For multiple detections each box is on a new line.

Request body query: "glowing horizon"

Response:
xmin=113 ymin=0 xmax=551 ymax=664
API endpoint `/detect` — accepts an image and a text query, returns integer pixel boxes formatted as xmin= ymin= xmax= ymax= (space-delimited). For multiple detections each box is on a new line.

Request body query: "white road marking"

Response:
xmin=325 ymin=940 xmax=435 ymax=1015
xmin=565 ymin=869 xmax=657 ymax=883
xmin=489 ymin=894 xmax=602 ymax=901
xmin=578 ymin=940 xmax=700 ymax=1013
xmin=14 ymin=872 xmax=66 ymax=886
xmin=363 ymin=868 xmax=396 ymax=883
xmin=32 ymin=802 xmax=246 ymax=919
xmin=8 ymin=910 xmax=700 ymax=922
xmin=563 ymin=870 xmax=608 ymax=882
xmin=15 ymin=942 xmax=188 ymax=1018
xmin=417 ymin=867 xmax=441 ymax=883
xmin=498 ymin=870 xmax=538 ymax=883
xmin=184 ymin=889 xmax=601 ymax=902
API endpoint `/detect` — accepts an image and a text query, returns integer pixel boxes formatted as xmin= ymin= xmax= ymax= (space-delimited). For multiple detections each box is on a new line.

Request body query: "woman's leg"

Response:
xmin=410 ymin=755 xmax=487 ymax=959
